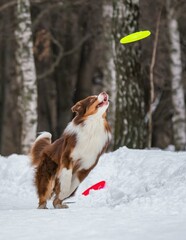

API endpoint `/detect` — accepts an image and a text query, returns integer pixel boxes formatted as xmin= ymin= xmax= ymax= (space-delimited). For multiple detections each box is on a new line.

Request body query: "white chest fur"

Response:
xmin=65 ymin=116 xmax=110 ymax=170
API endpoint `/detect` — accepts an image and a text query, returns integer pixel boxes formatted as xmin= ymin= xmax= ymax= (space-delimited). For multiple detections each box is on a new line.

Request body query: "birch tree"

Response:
xmin=15 ymin=0 xmax=38 ymax=154
xmin=113 ymin=0 xmax=146 ymax=149
xmin=102 ymin=1 xmax=116 ymax=140
xmin=166 ymin=0 xmax=186 ymax=150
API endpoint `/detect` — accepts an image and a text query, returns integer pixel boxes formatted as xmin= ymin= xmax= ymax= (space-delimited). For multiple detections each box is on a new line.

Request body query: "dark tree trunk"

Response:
xmin=0 ymin=4 xmax=21 ymax=155
xmin=52 ymin=3 xmax=81 ymax=136
xmin=113 ymin=0 xmax=146 ymax=149
xmin=74 ymin=0 xmax=103 ymax=101
xmin=32 ymin=5 xmax=58 ymax=140
xmin=53 ymin=0 xmax=105 ymax=137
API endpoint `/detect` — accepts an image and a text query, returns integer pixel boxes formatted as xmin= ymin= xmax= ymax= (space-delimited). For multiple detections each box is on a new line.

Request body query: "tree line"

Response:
xmin=0 ymin=0 xmax=186 ymax=155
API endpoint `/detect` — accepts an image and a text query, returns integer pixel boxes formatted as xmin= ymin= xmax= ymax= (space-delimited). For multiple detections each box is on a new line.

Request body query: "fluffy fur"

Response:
xmin=30 ymin=92 xmax=111 ymax=209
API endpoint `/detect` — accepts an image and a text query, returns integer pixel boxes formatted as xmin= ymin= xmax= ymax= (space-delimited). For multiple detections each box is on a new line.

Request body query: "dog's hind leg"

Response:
xmin=37 ymin=178 xmax=55 ymax=209
xmin=35 ymin=156 xmax=58 ymax=209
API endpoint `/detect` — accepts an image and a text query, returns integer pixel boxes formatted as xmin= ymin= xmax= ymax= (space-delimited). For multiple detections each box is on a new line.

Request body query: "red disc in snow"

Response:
xmin=82 ymin=181 xmax=106 ymax=196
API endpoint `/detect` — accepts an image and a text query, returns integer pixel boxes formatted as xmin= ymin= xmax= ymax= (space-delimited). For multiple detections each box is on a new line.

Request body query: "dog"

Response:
xmin=30 ymin=92 xmax=111 ymax=209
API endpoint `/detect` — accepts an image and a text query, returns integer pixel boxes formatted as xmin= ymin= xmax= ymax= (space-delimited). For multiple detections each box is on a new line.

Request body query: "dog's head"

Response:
xmin=72 ymin=92 xmax=109 ymax=119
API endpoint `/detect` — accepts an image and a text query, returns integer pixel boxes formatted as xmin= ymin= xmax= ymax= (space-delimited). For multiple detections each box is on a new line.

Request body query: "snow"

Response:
xmin=1 ymin=148 xmax=186 ymax=240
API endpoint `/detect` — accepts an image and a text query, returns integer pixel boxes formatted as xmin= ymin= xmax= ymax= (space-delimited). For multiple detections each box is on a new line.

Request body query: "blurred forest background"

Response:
xmin=0 ymin=0 xmax=186 ymax=155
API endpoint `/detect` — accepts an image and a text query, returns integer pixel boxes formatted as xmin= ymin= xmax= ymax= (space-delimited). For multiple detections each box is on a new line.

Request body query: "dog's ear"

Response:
xmin=71 ymin=102 xmax=84 ymax=115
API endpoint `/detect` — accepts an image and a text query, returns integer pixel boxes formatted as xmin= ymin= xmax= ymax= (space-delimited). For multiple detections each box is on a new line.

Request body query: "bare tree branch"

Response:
xmin=0 ymin=0 xmax=48 ymax=12
xmin=147 ymin=7 xmax=162 ymax=148
xmin=32 ymin=2 xmax=64 ymax=31
xmin=37 ymin=34 xmax=91 ymax=80
xmin=0 ymin=1 xmax=16 ymax=12
xmin=32 ymin=0 xmax=88 ymax=31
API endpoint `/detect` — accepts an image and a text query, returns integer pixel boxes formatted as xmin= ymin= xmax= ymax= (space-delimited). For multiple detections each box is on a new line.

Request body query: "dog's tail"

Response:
xmin=30 ymin=132 xmax=52 ymax=166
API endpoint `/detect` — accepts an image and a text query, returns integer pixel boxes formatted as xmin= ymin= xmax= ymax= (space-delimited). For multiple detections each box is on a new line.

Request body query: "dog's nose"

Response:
xmin=101 ymin=92 xmax=107 ymax=97
xmin=101 ymin=92 xmax=108 ymax=101
xmin=98 ymin=92 xmax=108 ymax=103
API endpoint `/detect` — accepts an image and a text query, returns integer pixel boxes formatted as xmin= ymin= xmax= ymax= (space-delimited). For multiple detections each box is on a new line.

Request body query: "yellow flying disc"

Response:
xmin=120 ymin=30 xmax=151 ymax=44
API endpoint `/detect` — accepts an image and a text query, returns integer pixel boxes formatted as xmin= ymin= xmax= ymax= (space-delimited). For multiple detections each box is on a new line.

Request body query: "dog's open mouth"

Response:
xmin=97 ymin=92 xmax=109 ymax=108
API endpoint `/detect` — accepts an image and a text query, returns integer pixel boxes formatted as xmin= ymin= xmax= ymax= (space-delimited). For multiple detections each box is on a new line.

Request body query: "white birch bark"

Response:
xmin=167 ymin=0 xmax=186 ymax=150
xmin=103 ymin=2 xmax=116 ymax=138
xmin=15 ymin=0 xmax=38 ymax=154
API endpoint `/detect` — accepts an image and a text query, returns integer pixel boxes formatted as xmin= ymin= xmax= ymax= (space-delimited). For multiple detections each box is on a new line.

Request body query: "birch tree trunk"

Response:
xmin=113 ymin=0 xmax=146 ymax=149
xmin=15 ymin=0 xmax=38 ymax=154
xmin=166 ymin=0 xmax=186 ymax=150
xmin=102 ymin=1 xmax=116 ymax=143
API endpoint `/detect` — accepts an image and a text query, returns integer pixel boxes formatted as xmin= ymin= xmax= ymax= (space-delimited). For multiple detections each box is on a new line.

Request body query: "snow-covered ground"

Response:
xmin=0 ymin=147 xmax=186 ymax=240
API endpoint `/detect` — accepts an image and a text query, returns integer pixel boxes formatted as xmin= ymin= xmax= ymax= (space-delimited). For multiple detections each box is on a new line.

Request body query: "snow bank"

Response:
xmin=76 ymin=147 xmax=186 ymax=213
xmin=0 ymin=154 xmax=36 ymax=209
xmin=0 ymin=147 xmax=186 ymax=213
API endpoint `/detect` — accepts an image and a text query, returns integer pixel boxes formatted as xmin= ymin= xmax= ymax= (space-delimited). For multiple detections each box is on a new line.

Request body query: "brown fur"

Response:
xmin=31 ymin=137 xmax=51 ymax=166
xmin=30 ymin=92 xmax=111 ymax=209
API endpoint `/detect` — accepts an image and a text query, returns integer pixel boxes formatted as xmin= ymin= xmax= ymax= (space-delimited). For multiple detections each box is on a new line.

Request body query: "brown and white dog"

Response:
xmin=31 ymin=92 xmax=111 ymax=209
